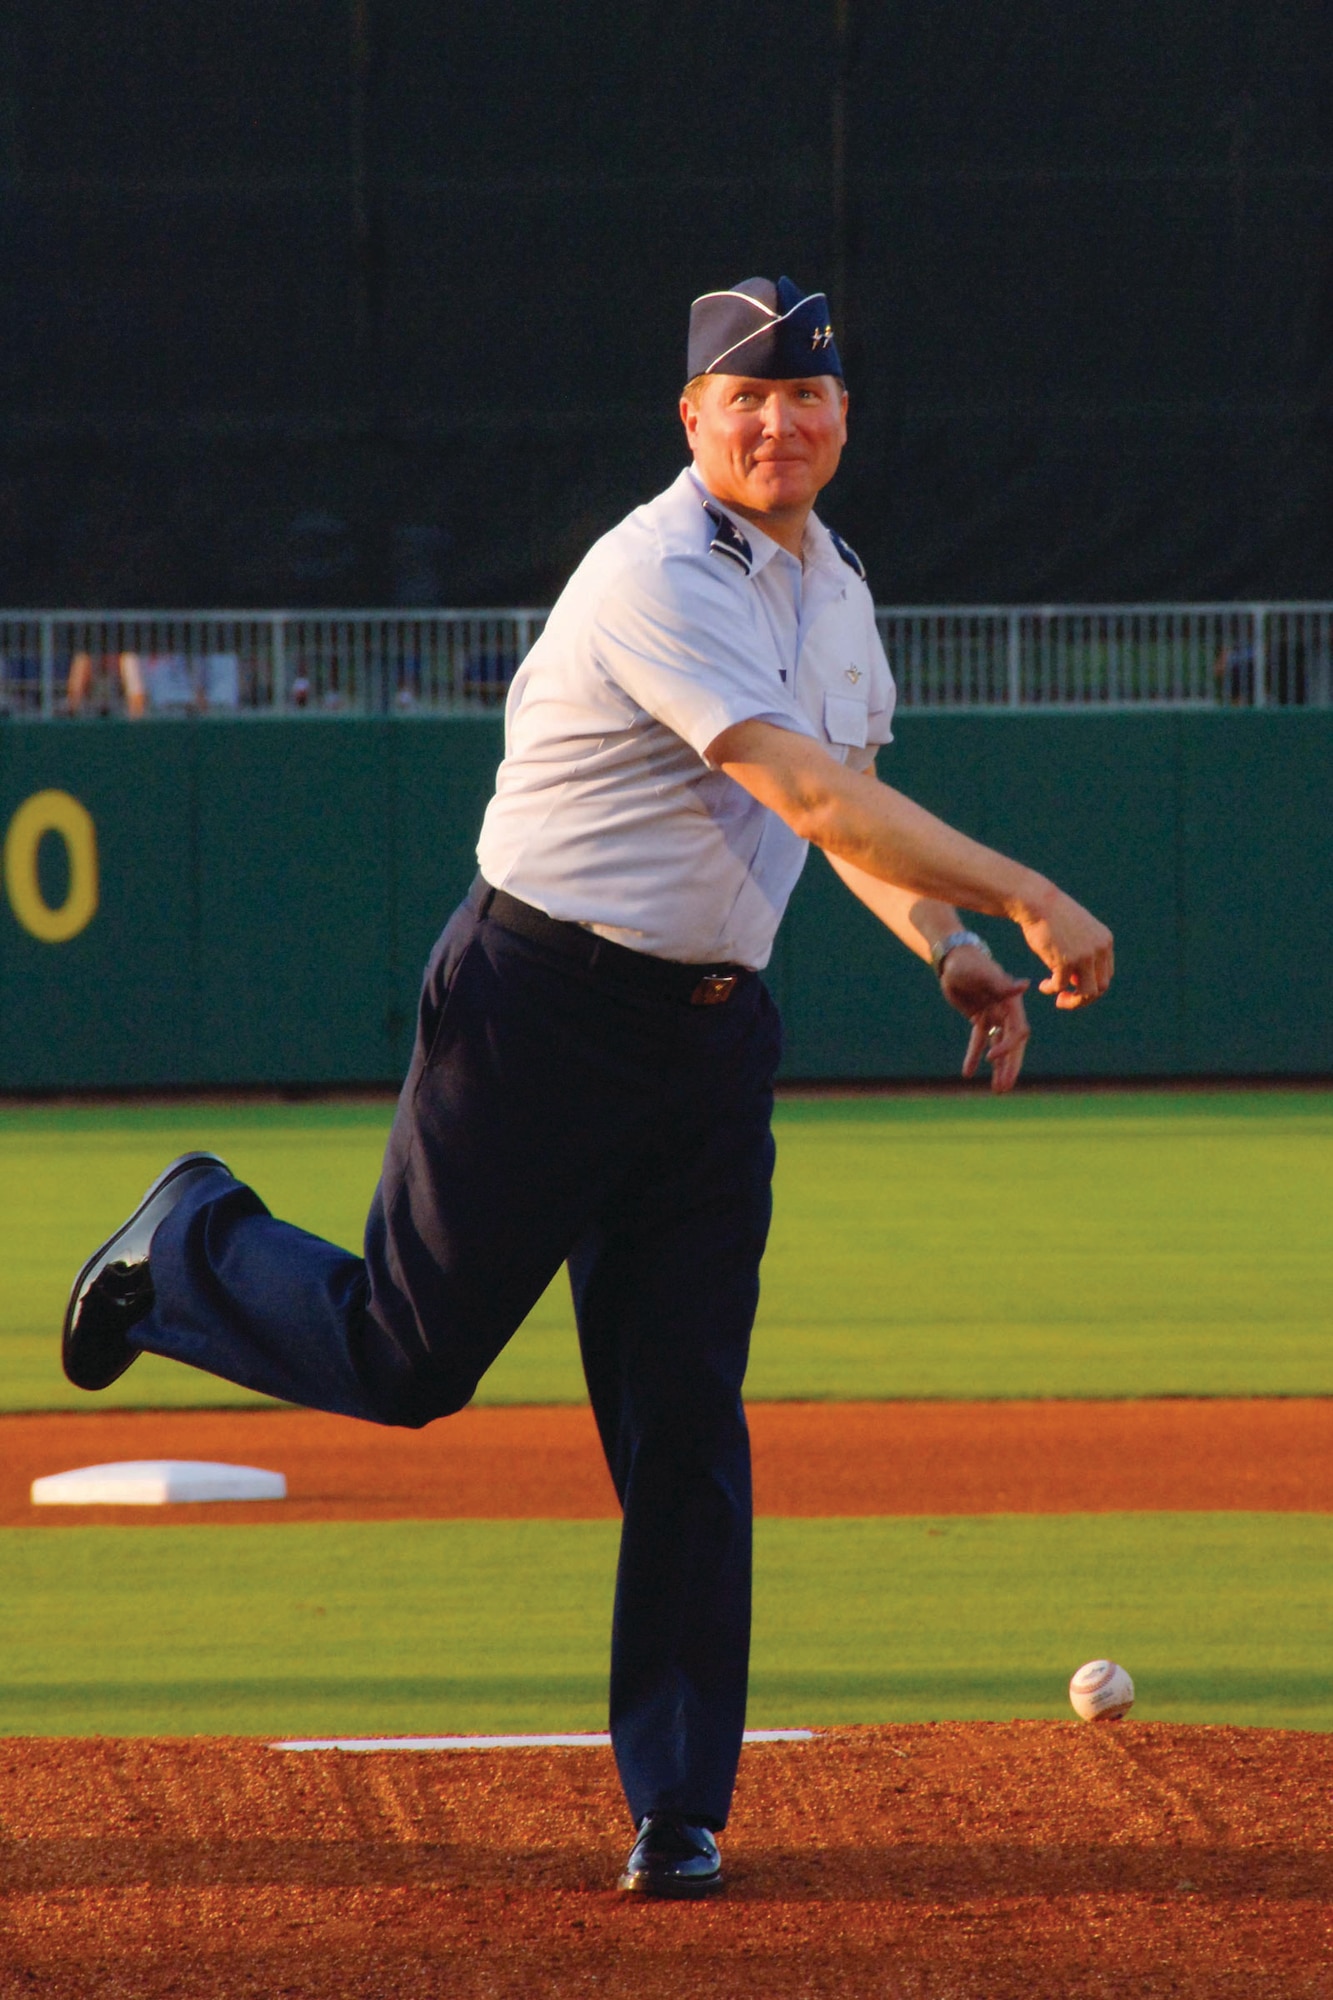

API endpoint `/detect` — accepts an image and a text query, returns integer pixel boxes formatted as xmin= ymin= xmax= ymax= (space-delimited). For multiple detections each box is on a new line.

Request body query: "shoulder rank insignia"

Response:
xmin=702 ymin=502 xmax=753 ymax=576
xmin=828 ymin=529 xmax=866 ymax=582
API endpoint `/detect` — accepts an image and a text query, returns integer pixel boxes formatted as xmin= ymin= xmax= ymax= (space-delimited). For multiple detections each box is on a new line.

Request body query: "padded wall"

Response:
xmin=1 ymin=714 xmax=1328 ymax=1089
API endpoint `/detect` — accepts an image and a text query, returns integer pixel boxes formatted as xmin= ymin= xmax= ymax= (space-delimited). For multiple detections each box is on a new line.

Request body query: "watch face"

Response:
xmin=932 ymin=931 xmax=988 ymax=975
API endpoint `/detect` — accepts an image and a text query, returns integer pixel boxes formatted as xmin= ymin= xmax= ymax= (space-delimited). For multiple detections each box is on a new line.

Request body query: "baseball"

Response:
xmin=1069 ymin=1658 xmax=1135 ymax=1721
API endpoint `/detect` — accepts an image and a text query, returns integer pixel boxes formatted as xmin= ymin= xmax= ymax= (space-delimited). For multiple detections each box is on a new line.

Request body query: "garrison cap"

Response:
xmin=687 ymin=275 xmax=843 ymax=382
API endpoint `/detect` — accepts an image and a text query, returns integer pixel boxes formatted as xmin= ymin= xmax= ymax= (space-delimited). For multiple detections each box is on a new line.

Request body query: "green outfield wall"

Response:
xmin=0 ymin=713 xmax=1328 ymax=1090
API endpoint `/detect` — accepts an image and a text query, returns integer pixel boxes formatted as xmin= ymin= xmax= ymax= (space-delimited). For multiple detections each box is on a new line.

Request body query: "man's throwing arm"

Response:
xmin=707 ymin=717 xmax=1115 ymax=1011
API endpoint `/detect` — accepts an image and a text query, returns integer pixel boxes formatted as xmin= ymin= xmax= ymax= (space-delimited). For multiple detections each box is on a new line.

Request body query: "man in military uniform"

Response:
xmin=64 ymin=277 xmax=1113 ymax=1897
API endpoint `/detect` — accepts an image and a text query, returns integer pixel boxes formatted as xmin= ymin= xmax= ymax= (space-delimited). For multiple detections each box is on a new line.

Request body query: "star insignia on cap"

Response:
xmin=845 ymin=664 xmax=863 ymax=684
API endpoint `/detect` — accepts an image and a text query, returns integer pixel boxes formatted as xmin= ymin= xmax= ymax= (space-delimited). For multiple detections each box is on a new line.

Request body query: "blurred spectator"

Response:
xmin=0 ymin=650 xmax=44 ymax=715
xmin=1213 ymin=636 xmax=1257 ymax=705
xmin=462 ymin=636 xmax=518 ymax=706
xmin=140 ymin=654 xmax=193 ymax=711
xmin=202 ymin=652 xmax=241 ymax=709
xmin=140 ymin=652 xmax=241 ymax=713
xmin=66 ymin=651 xmax=145 ymax=718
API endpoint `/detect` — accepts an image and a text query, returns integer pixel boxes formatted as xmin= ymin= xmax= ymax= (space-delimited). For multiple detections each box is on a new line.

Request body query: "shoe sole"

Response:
xmin=62 ymin=1151 xmax=231 ymax=1388
xmin=616 ymin=1872 xmax=724 ymax=1898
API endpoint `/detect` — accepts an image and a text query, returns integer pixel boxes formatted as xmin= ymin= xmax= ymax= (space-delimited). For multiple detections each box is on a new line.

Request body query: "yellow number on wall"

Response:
xmin=3 ymin=790 xmax=100 ymax=942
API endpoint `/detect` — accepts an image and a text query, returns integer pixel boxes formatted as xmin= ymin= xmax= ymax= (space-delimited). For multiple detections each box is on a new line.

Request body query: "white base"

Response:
xmin=31 ymin=1459 xmax=287 ymax=1506
xmin=272 ymin=1730 xmax=815 ymax=1753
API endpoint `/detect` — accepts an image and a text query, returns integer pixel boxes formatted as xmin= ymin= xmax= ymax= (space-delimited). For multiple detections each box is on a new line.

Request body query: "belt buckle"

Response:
xmin=690 ymin=971 xmax=739 ymax=1007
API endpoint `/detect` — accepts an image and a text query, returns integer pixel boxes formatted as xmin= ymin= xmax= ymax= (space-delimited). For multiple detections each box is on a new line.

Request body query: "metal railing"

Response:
xmin=877 ymin=603 xmax=1333 ymax=710
xmin=2 ymin=603 xmax=1330 ymax=717
xmin=0 ymin=611 xmax=551 ymax=719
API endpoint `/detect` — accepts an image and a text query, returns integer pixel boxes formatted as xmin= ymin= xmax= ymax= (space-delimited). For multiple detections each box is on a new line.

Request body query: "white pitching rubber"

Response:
xmin=271 ymin=1730 xmax=816 ymax=1753
xmin=31 ymin=1460 xmax=287 ymax=1506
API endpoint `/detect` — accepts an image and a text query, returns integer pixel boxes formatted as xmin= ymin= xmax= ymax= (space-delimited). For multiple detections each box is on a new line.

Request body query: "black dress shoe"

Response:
xmin=62 ymin=1152 xmax=232 ymax=1391
xmin=617 ymin=1814 xmax=723 ymax=1897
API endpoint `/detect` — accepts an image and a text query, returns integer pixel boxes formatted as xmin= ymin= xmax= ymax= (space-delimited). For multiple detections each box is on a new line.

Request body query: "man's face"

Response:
xmin=680 ymin=374 xmax=848 ymax=523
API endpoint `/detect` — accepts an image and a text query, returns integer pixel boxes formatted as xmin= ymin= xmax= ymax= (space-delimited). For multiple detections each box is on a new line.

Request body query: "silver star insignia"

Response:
xmin=845 ymin=664 xmax=863 ymax=684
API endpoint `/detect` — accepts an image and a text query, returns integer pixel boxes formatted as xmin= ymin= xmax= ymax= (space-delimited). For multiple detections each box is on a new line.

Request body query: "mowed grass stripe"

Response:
xmin=0 ymin=1513 xmax=1328 ymax=1736
xmin=2 ymin=1088 xmax=1330 ymax=1409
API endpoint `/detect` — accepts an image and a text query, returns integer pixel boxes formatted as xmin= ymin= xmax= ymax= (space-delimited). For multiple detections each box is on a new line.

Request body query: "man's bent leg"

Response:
xmin=129 ymin=894 xmax=669 ymax=1426
xmin=131 ymin=893 xmax=511 ymax=1423
xmin=570 ymin=978 xmax=781 ymax=1830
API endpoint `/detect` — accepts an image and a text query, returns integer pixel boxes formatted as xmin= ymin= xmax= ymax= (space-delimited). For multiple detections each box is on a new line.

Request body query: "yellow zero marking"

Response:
xmin=3 ymin=789 xmax=100 ymax=942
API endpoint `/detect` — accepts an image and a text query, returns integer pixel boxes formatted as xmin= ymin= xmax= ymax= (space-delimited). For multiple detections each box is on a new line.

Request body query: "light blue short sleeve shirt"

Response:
xmin=476 ymin=467 xmax=896 ymax=969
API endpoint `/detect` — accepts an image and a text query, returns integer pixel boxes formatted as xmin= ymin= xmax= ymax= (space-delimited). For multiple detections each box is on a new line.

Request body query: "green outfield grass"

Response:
xmin=1 ymin=1088 xmax=1330 ymax=1409
xmin=0 ymin=1514 xmax=1327 ymax=1736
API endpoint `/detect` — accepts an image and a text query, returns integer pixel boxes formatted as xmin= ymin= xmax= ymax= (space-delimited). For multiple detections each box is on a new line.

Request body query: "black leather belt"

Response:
xmin=476 ymin=879 xmax=750 ymax=1007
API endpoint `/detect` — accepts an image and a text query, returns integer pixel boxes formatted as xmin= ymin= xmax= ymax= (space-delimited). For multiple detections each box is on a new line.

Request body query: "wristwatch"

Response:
xmin=930 ymin=929 xmax=992 ymax=979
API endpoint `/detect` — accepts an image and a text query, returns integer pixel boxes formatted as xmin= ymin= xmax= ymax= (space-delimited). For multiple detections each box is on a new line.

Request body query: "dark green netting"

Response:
xmin=2 ymin=0 xmax=1330 ymax=605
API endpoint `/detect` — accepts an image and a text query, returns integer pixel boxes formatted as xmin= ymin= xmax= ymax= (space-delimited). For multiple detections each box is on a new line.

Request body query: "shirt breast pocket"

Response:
xmin=823 ymin=693 xmax=868 ymax=749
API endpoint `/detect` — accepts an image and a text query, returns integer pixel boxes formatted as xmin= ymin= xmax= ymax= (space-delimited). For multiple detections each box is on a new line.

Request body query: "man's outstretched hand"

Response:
xmin=1017 ymin=890 xmax=1115 ymax=1010
xmin=939 ymin=946 xmax=1031 ymax=1094
xmin=942 ymin=880 xmax=1114 ymax=1091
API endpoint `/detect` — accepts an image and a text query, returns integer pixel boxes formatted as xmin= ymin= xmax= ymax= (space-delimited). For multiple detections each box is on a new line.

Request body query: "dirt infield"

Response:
xmin=3 ymin=1397 xmax=1332 ymax=1525
xmin=1 ymin=1725 xmax=1329 ymax=1998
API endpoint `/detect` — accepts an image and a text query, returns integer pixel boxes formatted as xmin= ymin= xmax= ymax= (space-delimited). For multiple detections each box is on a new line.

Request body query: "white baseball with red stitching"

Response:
xmin=1069 ymin=1658 xmax=1135 ymax=1720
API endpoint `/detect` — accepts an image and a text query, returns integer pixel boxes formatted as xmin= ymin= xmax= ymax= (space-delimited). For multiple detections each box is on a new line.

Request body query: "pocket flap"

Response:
xmin=823 ymin=693 xmax=869 ymax=748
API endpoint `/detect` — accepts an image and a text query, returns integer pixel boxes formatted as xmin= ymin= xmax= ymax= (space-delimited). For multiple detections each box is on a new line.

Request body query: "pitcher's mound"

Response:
xmin=2 ymin=1722 xmax=1328 ymax=1997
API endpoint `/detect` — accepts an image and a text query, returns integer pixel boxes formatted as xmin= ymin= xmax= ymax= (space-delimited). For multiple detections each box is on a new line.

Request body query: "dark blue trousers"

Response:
xmin=136 ymin=884 xmax=782 ymax=1829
